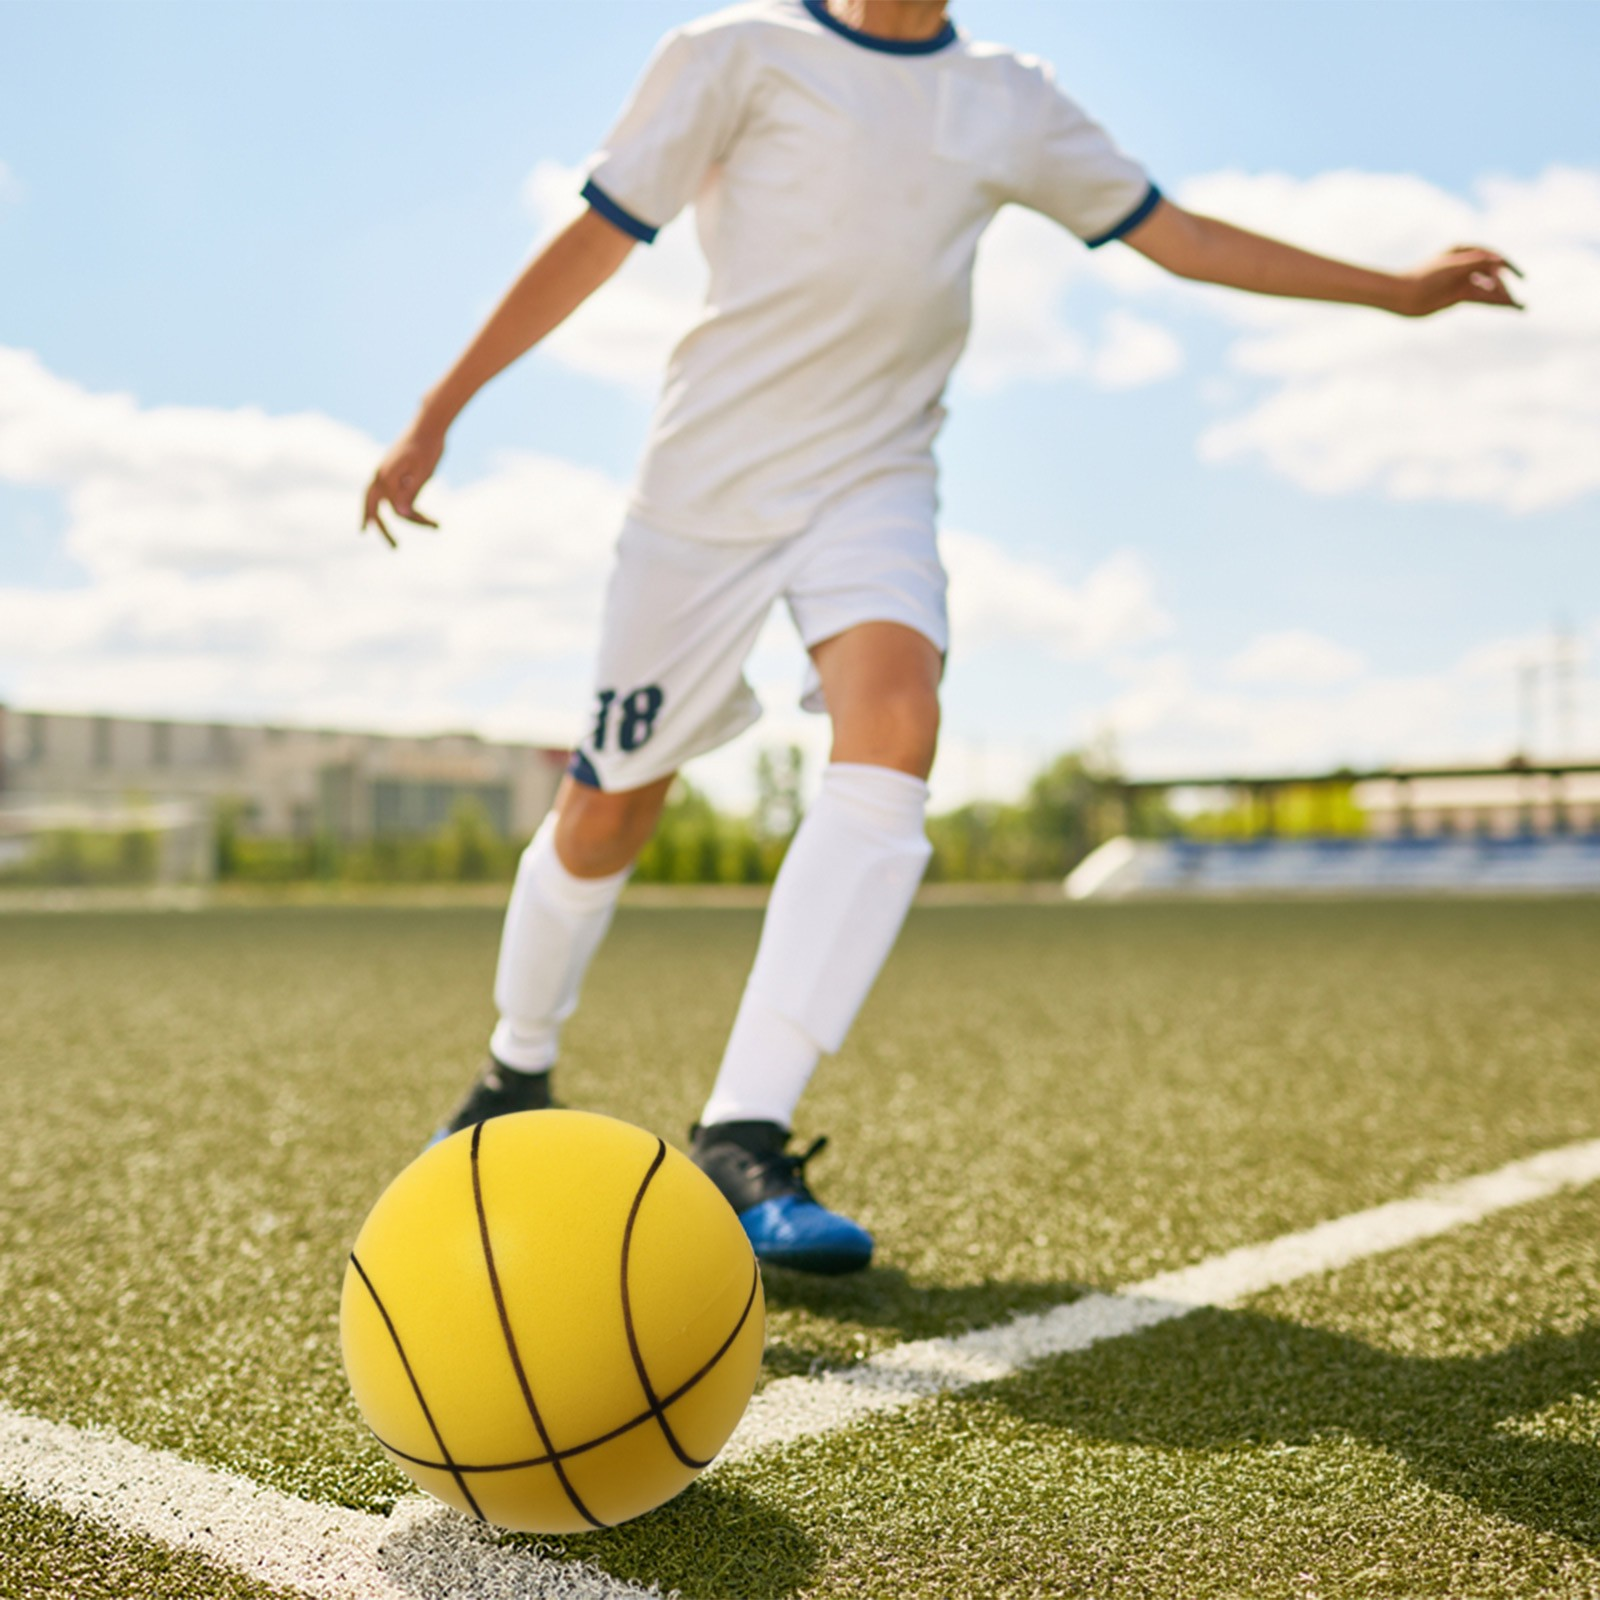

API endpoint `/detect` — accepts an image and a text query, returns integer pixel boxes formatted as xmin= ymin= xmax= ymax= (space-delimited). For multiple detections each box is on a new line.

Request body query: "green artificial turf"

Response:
xmin=0 ymin=1488 xmax=299 ymax=1600
xmin=670 ymin=1181 xmax=1600 ymax=1598
xmin=2 ymin=900 xmax=1598 ymax=1597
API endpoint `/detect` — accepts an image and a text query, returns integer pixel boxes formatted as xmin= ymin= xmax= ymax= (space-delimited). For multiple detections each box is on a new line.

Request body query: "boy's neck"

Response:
xmin=827 ymin=1 xmax=951 ymax=42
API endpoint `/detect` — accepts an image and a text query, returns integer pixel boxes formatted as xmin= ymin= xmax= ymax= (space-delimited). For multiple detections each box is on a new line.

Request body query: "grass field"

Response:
xmin=3 ymin=899 xmax=1599 ymax=1598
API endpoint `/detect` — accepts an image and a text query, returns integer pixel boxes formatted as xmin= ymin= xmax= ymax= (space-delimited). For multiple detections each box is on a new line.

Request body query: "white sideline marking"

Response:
xmin=714 ymin=1136 xmax=1600 ymax=1467
xmin=4 ymin=1138 xmax=1599 ymax=1598
xmin=0 ymin=1406 xmax=657 ymax=1599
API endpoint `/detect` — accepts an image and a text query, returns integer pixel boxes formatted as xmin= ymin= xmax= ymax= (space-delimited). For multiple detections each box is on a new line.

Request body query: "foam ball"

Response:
xmin=340 ymin=1110 xmax=764 ymax=1532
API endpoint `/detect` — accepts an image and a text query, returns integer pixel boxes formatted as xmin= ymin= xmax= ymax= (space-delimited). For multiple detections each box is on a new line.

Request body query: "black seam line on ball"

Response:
xmin=348 ymin=1251 xmax=487 ymax=1523
xmin=363 ymin=1255 xmax=762 ymax=1475
xmin=621 ymin=1138 xmax=710 ymax=1471
xmin=470 ymin=1119 xmax=606 ymax=1530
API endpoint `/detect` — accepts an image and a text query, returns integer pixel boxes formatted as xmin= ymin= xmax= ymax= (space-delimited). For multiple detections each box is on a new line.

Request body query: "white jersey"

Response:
xmin=583 ymin=0 xmax=1157 ymax=544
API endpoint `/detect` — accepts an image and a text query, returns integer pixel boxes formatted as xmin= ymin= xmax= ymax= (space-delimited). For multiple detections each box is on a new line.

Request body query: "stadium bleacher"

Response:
xmin=1067 ymin=832 xmax=1600 ymax=899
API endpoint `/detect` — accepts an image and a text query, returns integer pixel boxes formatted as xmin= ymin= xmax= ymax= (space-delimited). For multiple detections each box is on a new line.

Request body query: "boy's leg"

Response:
xmin=489 ymin=775 xmax=672 ymax=1065
xmin=693 ymin=623 xmax=940 ymax=1272
xmin=434 ymin=773 xmax=671 ymax=1139
xmin=434 ymin=514 xmax=785 ymax=1142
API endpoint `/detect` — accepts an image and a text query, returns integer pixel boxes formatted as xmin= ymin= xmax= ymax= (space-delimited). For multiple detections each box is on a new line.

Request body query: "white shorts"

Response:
xmin=569 ymin=474 xmax=948 ymax=791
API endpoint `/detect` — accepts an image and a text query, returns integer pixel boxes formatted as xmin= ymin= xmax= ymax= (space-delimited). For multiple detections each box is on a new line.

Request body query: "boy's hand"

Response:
xmin=1394 ymin=246 xmax=1523 ymax=317
xmin=362 ymin=424 xmax=445 ymax=548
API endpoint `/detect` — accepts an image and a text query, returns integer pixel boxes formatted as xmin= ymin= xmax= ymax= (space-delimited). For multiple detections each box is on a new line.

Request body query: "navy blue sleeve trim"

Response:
xmin=568 ymin=749 xmax=603 ymax=789
xmin=1085 ymin=183 xmax=1163 ymax=250
xmin=581 ymin=179 xmax=659 ymax=245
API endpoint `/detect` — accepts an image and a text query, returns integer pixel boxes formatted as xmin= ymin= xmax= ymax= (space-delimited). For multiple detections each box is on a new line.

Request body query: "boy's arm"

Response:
xmin=363 ymin=208 xmax=636 ymax=545
xmin=1122 ymin=198 xmax=1522 ymax=318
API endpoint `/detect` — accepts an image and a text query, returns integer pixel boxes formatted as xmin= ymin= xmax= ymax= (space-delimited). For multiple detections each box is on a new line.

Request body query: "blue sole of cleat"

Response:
xmin=736 ymin=1195 xmax=874 ymax=1275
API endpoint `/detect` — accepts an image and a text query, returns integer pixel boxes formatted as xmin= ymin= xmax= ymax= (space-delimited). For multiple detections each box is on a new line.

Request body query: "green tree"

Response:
xmin=1020 ymin=751 xmax=1106 ymax=877
xmin=437 ymin=797 xmax=500 ymax=881
xmin=634 ymin=777 xmax=717 ymax=883
xmin=115 ymin=828 xmax=158 ymax=883
xmin=213 ymin=799 xmax=246 ymax=880
xmin=923 ymin=747 xmax=1136 ymax=882
xmin=754 ymin=744 xmax=804 ymax=842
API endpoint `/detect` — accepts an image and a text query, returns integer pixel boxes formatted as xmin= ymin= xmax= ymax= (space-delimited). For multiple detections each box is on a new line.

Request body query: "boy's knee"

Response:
xmin=551 ymin=776 xmax=669 ymax=877
xmin=884 ymin=686 xmax=940 ymax=767
xmin=835 ymin=684 xmax=940 ymax=777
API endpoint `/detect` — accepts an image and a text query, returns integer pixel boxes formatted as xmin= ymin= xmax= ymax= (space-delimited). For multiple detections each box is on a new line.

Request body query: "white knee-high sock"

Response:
xmin=488 ymin=815 xmax=630 ymax=1073
xmin=700 ymin=762 xmax=932 ymax=1129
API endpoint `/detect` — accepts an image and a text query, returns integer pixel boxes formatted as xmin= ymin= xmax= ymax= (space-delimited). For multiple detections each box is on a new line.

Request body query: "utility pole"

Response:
xmin=1518 ymin=657 xmax=1540 ymax=759
xmin=1552 ymin=618 xmax=1580 ymax=758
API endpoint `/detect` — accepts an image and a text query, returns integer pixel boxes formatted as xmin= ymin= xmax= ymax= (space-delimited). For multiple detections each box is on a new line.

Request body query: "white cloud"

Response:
xmin=513 ymin=162 xmax=1600 ymax=515
xmin=942 ymin=534 xmax=1169 ymax=658
xmin=13 ymin=160 xmax=1596 ymax=810
xmin=0 ymin=346 xmax=623 ymax=745
xmin=0 ymin=348 xmax=1166 ymax=805
xmin=521 ymin=159 xmax=1600 ymax=515
xmin=961 ymin=208 xmax=1088 ymax=391
xmin=1180 ymin=166 xmax=1600 ymax=514
xmin=1088 ymin=309 xmax=1184 ymax=391
xmin=1108 ymin=625 xmax=1599 ymax=779
xmin=927 ymin=731 xmax=1052 ymax=812
xmin=962 ymin=206 xmax=1183 ymax=394
xmin=1224 ymin=629 xmax=1365 ymax=688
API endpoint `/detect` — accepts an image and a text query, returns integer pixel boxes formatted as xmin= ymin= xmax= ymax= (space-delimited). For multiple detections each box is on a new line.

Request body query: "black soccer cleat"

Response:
xmin=690 ymin=1120 xmax=874 ymax=1275
xmin=429 ymin=1057 xmax=554 ymax=1146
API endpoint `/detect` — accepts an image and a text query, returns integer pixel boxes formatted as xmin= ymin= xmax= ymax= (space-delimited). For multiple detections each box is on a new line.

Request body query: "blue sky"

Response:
xmin=3 ymin=1 xmax=1598 ymax=806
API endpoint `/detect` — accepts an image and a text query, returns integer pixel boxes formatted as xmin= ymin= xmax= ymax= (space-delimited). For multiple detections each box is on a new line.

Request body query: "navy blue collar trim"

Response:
xmin=802 ymin=0 xmax=957 ymax=55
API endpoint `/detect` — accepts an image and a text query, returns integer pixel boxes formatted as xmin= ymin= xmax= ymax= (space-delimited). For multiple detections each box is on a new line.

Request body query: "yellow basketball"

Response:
xmin=340 ymin=1109 xmax=764 ymax=1532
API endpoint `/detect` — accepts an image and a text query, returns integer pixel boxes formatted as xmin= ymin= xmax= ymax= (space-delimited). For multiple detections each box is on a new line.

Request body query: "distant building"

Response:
xmin=0 ymin=705 xmax=569 ymax=844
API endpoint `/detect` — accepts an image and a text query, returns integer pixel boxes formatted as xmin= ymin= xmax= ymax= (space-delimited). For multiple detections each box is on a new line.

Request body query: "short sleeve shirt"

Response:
xmin=583 ymin=0 xmax=1157 ymax=543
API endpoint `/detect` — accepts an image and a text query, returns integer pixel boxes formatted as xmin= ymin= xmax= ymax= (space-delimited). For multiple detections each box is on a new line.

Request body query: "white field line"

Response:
xmin=4 ymin=1137 xmax=1600 ymax=1599
xmin=713 ymin=1136 xmax=1600 ymax=1468
xmin=0 ymin=1406 xmax=658 ymax=1599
